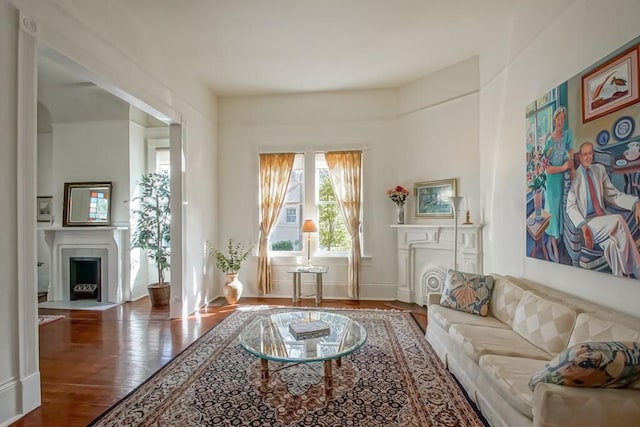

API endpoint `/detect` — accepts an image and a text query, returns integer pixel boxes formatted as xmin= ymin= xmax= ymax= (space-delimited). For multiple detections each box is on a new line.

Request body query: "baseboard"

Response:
xmin=0 ymin=371 xmax=43 ymax=426
xmin=0 ymin=378 xmax=18 ymax=427
xmin=20 ymin=372 xmax=41 ymax=416
xmin=241 ymin=283 xmax=400 ymax=301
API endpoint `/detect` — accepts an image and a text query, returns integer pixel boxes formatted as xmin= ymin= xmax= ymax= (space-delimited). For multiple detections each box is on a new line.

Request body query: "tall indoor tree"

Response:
xmin=131 ymin=172 xmax=171 ymax=306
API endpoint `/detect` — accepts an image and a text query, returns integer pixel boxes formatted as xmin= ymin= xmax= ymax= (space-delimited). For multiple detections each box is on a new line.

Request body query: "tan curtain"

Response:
xmin=258 ymin=153 xmax=295 ymax=294
xmin=325 ymin=151 xmax=362 ymax=299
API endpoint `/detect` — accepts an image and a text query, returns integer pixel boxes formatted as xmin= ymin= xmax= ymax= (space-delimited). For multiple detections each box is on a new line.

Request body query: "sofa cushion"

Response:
xmin=532 ymin=382 xmax=640 ymax=427
xmin=449 ymin=324 xmax=552 ymax=363
xmin=479 ymin=355 xmax=548 ymax=418
xmin=569 ymin=312 xmax=640 ymax=347
xmin=440 ymin=270 xmax=494 ymax=316
xmin=512 ymin=291 xmax=577 ymax=355
xmin=529 ymin=341 xmax=640 ymax=390
xmin=489 ymin=274 xmax=525 ymax=327
xmin=429 ymin=304 xmax=510 ymax=332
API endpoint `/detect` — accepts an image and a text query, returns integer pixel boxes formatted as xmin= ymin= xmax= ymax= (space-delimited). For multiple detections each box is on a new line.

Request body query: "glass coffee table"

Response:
xmin=239 ymin=311 xmax=367 ymax=395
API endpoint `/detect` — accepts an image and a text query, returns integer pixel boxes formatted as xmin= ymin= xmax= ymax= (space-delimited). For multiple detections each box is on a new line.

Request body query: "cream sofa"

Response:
xmin=426 ymin=274 xmax=640 ymax=427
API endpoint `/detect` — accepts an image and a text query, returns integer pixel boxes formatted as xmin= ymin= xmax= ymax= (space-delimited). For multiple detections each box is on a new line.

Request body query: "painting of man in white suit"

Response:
xmin=566 ymin=141 xmax=640 ymax=277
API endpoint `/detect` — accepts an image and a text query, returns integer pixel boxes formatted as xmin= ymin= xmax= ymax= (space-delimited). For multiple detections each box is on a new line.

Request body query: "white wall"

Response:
xmin=219 ymin=90 xmax=401 ymax=299
xmin=218 ymin=58 xmax=480 ymax=300
xmin=51 ymin=121 xmax=130 ymax=225
xmin=398 ymin=57 xmax=480 ymax=225
xmin=36 ymin=132 xmax=53 ymax=292
xmin=1 ymin=0 xmax=219 ymax=423
xmin=479 ymin=0 xmax=640 ymax=316
xmin=18 ymin=0 xmax=220 ymax=315
xmin=182 ymin=111 xmax=218 ymax=309
xmin=129 ymin=120 xmax=148 ymax=300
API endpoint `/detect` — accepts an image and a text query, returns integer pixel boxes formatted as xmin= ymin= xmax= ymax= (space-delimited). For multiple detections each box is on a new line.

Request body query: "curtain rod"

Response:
xmin=256 ymin=143 xmax=371 ymax=154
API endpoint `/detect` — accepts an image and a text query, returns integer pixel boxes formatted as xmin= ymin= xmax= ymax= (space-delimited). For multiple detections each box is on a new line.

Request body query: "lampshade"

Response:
xmin=302 ymin=219 xmax=318 ymax=233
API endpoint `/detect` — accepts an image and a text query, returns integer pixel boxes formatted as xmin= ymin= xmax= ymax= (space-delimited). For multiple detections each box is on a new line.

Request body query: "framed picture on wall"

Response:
xmin=581 ymin=45 xmax=640 ymax=123
xmin=37 ymin=196 xmax=53 ymax=223
xmin=414 ymin=178 xmax=457 ymax=218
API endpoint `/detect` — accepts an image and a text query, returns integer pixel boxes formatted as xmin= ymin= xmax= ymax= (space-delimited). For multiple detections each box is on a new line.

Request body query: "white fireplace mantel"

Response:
xmin=42 ymin=227 xmax=129 ymax=303
xmin=391 ymin=224 xmax=483 ymax=305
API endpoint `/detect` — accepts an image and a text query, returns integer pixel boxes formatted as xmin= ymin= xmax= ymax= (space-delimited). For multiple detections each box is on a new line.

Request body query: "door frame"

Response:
xmin=15 ymin=7 xmax=185 ymax=416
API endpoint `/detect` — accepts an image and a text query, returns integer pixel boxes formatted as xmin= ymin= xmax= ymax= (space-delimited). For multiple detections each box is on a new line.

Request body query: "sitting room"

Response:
xmin=2 ymin=0 xmax=640 ymax=426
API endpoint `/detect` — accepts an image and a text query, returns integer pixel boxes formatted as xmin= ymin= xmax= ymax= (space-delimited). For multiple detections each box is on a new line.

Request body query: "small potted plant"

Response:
xmin=209 ymin=239 xmax=252 ymax=304
xmin=131 ymin=172 xmax=171 ymax=307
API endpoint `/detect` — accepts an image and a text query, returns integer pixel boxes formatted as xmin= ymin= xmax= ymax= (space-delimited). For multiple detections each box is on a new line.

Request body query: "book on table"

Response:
xmin=289 ymin=319 xmax=330 ymax=340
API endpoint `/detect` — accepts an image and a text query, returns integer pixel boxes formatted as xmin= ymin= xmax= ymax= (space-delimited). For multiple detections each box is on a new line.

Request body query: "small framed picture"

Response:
xmin=414 ymin=179 xmax=457 ymax=218
xmin=37 ymin=196 xmax=53 ymax=223
xmin=581 ymin=46 xmax=640 ymax=123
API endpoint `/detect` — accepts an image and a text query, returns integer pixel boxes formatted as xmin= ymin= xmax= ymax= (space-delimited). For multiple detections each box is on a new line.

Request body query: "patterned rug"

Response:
xmin=38 ymin=314 xmax=65 ymax=326
xmin=90 ymin=308 xmax=485 ymax=426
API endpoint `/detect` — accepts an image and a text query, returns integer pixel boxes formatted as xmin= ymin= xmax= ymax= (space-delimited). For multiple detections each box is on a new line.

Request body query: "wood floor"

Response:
xmin=14 ymin=297 xmax=427 ymax=427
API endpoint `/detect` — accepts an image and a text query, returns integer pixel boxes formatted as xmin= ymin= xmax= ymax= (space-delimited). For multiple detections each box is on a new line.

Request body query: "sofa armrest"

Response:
xmin=427 ymin=293 xmax=441 ymax=306
xmin=532 ymin=382 xmax=640 ymax=427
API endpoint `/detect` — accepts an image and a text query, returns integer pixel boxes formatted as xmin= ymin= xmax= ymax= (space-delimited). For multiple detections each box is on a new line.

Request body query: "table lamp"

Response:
xmin=301 ymin=219 xmax=318 ymax=267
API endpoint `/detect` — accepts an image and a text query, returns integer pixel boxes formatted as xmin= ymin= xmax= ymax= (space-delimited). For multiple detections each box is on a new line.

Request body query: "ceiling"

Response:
xmin=49 ymin=0 xmax=571 ymax=97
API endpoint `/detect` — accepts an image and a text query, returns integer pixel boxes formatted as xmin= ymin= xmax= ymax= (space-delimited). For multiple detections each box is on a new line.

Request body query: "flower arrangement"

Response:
xmin=209 ymin=239 xmax=253 ymax=274
xmin=387 ymin=185 xmax=410 ymax=206
xmin=526 ymin=146 xmax=549 ymax=192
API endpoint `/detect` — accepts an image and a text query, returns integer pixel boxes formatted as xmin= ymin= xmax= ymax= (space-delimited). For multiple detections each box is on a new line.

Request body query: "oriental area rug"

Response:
xmin=90 ymin=308 xmax=485 ymax=427
xmin=37 ymin=314 xmax=65 ymax=326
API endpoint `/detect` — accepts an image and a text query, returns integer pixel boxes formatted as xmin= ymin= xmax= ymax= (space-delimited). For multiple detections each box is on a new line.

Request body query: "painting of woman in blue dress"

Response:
xmin=543 ymin=106 xmax=574 ymax=262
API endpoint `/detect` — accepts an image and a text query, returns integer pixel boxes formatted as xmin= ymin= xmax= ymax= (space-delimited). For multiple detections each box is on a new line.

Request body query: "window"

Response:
xmin=270 ymin=154 xmax=304 ymax=252
xmin=285 ymin=208 xmax=297 ymax=223
xmin=315 ymin=154 xmax=350 ymax=253
xmin=156 ymin=148 xmax=170 ymax=174
xmin=265 ymin=152 xmax=359 ymax=256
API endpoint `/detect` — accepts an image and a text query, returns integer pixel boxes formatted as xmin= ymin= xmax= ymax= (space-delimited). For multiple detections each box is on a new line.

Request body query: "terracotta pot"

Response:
xmin=224 ymin=274 xmax=243 ymax=305
xmin=147 ymin=283 xmax=170 ymax=307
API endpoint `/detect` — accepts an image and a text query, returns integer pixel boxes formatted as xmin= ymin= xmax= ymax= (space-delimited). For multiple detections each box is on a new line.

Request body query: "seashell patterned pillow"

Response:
xmin=439 ymin=270 xmax=495 ymax=316
xmin=529 ymin=341 xmax=640 ymax=391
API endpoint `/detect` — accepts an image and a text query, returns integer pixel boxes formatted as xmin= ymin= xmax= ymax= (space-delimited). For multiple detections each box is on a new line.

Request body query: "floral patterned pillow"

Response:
xmin=529 ymin=341 xmax=640 ymax=391
xmin=439 ymin=270 xmax=494 ymax=316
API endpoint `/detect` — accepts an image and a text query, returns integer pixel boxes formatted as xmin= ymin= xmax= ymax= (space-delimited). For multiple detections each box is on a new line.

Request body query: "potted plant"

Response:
xmin=131 ymin=172 xmax=171 ymax=307
xmin=209 ymin=239 xmax=252 ymax=304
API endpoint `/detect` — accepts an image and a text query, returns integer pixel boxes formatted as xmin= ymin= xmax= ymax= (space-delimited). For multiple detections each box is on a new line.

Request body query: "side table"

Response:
xmin=286 ymin=266 xmax=328 ymax=306
xmin=526 ymin=210 xmax=550 ymax=260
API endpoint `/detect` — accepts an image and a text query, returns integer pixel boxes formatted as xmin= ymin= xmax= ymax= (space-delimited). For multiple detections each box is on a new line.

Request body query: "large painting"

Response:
xmin=525 ymin=36 xmax=640 ymax=280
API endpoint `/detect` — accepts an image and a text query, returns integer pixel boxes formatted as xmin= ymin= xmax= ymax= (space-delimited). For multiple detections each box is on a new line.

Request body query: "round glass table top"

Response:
xmin=239 ymin=310 xmax=367 ymax=363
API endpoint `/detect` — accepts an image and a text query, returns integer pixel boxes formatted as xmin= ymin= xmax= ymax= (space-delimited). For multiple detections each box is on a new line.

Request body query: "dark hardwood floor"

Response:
xmin=14 ymin=297 xmax=427 ymax=427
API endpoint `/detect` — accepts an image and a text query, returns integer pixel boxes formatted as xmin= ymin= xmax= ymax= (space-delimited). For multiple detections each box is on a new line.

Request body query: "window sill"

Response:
xmin=266 ymin=254 xmax=372 ymax=267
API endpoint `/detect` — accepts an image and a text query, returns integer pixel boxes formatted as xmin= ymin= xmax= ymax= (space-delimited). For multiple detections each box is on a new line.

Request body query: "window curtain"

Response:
xmin=325 ymin=151 xmax=362 ymax=299
xmin=258 ymin=153 xmax=295 ymax=294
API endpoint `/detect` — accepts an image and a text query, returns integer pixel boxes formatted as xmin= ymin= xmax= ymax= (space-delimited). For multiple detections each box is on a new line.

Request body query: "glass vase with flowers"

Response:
xmin=387 ymin=185 xmax=410 ymax=224
xmin=526 ymin=146 xmax=549 ymax=220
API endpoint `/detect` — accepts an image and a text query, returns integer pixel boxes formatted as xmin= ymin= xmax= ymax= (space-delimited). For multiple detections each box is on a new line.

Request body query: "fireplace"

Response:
xmin=392 ymin=224 xmax=483 ymax=305
xmin=43 ymin=227 xmax=129 ymax=303
xmin=69 ymin=257 xmax=101 ymax=301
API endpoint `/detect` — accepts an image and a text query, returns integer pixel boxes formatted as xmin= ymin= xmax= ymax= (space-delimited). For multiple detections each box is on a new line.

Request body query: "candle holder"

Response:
xmin=463 ymin=210 xmax=473 ymax=225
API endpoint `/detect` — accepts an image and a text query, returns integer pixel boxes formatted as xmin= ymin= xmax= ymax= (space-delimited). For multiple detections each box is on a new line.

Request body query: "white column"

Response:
xmin=16 ymin=10 xmax=41 ymax=416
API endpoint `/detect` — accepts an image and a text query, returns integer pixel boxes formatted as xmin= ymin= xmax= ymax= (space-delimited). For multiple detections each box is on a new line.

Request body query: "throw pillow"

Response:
xmin=439 ymin=270 xmax=494 ymax=316
xmin=528 ymin=341 xmax=640 ymax=391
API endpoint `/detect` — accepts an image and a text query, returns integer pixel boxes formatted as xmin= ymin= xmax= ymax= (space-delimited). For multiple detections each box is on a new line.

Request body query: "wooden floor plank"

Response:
xmin=13 ymin=297 xmax=426 ymax=426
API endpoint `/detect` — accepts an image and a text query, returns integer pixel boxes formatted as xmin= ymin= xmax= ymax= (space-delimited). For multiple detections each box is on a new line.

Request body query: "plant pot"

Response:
xmin=533 ymin=188 xmax=543 ymax=221
xmin=147 ymin=283 xmax=170 ymax=307
xmin=224 ymin=273 xmax=243 ymax=305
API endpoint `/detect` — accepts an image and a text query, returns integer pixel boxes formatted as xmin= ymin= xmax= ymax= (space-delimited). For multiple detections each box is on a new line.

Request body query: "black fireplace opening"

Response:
xmin=69 ymin=257 xmax=101 ymax=301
